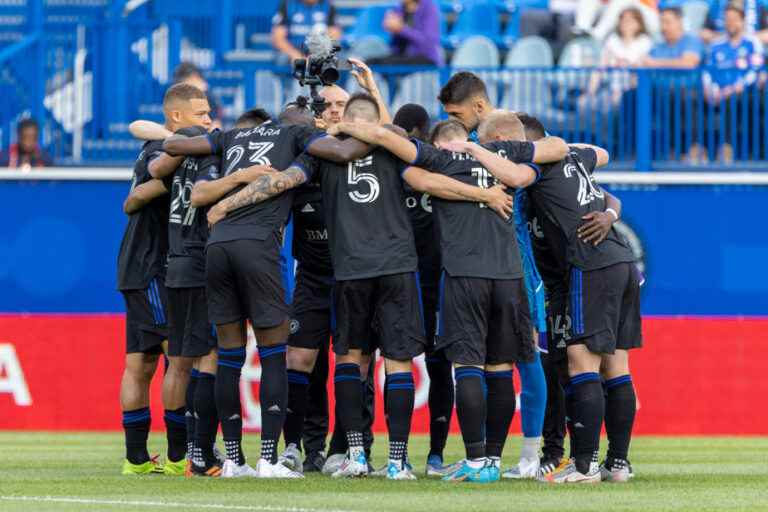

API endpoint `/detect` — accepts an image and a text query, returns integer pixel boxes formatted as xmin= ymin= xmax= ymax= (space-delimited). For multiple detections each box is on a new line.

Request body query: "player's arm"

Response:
xmin=207 ymin=164 xmax=309 ymax=225
xmin=348 ymin=58 xmax=392 ymax=124
xmin=128 ymin=120 xmax=173 ymax=141
xmin=402 ymin=166 xmax=513 ymax=220
xmin=190 ymin=165 xmax=276 ymax=208
xmin=123 ymin=179 xmax=168 ymax=214
xmin=531 ymin=136 xmax=569 ymax=163
xmin=306 ymin=134 xmax=373 ymax=163
xmin=163 ymin=134 xmax=214 ymax=157
xmin=440 ymin=141 xmax=538 ymax=188
xmin=147 ymin=152 xmax=183 ymax=179
xmin=569 ymin=143 xmax=610 ymax=167
xmin=331 ymin=121 xmax=418 ymax=162
xmin=577 ymin=190 xmax=621 ymax=246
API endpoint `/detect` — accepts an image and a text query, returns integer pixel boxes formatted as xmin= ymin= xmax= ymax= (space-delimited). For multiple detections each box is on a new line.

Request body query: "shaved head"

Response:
xmin=320 ymin=85 xmax=350 ymax=126
xmin=477 ymin=111 xmax=525 ymax=143
xmin=343 ymin=92 xmax=380 ymax=123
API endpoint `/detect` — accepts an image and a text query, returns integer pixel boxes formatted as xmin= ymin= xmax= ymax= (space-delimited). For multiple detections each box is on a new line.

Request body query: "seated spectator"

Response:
xmin=581 ymin=8 xmax=653 ymax=106
xmin=642 ymin=6 xmax=703 ymax=68
xmin=173 ymin=62 xmax=222 ymax=129
xmin=576 ymin=0 xmax=660 ymax=41
xmin=700 ymin=0 xmax=766 ymax=44
xmin=520 ymin=0 xmax=580 ymax=58
xmin=271 ymin=0 xmax=341 ymax=64
xmin=368 ymin=0 xmax=444 ymax=66
xmin=0 ymin=118 xmax=52 ymax=170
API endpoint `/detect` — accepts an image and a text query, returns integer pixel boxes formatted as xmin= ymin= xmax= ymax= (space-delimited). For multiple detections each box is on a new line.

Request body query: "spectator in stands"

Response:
xmin=173 ymin=62 xmax=222 ymax=129
xmin=576 ymin=0 xmax=660 ymax=41
xmin=519 ymin=0 xmax=580 ymax=58
xmin=700 ymin=0 xmax=766 ymax=44
xmin=580 ymin=8 xmax=653 ymax=107
xmin=642 ymin=6 xmax=703 ymax=68
xmin=703 ymin=3 xmax=764 ymax=161
xmin=271 ymin=0 xmax=341 ymax=63
xmin=0 ymin=119 xmax=52 ymax=170
xmin=368 ymin=0 xmax=444 ymax=66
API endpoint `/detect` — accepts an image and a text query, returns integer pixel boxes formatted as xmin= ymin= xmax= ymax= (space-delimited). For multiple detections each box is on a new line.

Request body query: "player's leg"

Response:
xmin=303 ymin=339 xmax=330 ymax=472
xmin=120 ymin=288 xmax=165 ymax=475
xmin=361 ymin=356 xmax=377 ymax=465
xmin=329 ymin=278 xmax=374 ymax=478
xmin=281 ymin=346 xmax=318 ymax=471
xmin=540 ymin=350 xmax=569 ymax=476
xmin=192 ymin=348 xmax=221 ymax=476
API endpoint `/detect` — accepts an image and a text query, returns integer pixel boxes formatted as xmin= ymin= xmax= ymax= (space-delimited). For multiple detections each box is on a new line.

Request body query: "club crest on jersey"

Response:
xmin=289 ymin=319 xmax=300 ymax=334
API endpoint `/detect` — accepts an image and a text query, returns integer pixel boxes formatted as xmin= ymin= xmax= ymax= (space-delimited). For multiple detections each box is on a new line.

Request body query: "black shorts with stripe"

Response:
xmin=167 ymin=286 xmax=217 ymax=358
xmin=288 ymin=268 xmax=334 ymax=350
xmin=122 ymin=276 xmax=168 ymax=354
xmin=566 ymin=262 xmax=643 ymax=355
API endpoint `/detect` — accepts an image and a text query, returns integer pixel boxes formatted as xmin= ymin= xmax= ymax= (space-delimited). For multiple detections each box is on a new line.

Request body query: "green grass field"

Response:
xmin=0 ymin=433 xmax=766 ymax=512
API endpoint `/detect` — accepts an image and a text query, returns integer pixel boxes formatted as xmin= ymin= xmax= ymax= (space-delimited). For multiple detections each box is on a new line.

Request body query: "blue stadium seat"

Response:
xmin=451 ymin=35 xmax=500 ymax=68
xmin=343 ymin=4 xmax=396 ymax=47
xmin=444 ymin=2 xmax=502 ymax=49
xmin=349 ymin=35 xmax=390 ymax=61
xmin=500 ymin=36 xmax=554 ymax=112
xmin=682 ymin=1 xmax=710 ymax=33
xmin=558 ymin=36 xmax=601 ymax=67
xmin=504 ymin=36 xmax=553 ymax=67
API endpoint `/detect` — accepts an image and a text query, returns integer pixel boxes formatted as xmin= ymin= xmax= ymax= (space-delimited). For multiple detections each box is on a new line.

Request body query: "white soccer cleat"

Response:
xmin=278 ymin=443 xmax=303 ymax=474
xmin=255 ymin=458 xmax=304 ymax=478
xmin=321 ymin=453 xmax=347 ymax=476
xmin=331 ymin=451 xmax=369 ymax=478
xmin=502 ymin=457 xmax=540 ymax=479
xmin=541 ymin=459 xmax=600 ymax=484
xmin=220 ymin=459 xmax=258 ymax=478
xmin=600 ymin=459 xmax=632 ymax=483
xmin=386 ymin=461 xmax=417 ymax=480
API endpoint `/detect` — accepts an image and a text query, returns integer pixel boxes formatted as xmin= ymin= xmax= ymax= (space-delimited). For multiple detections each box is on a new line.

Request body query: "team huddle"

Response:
xmin=117 ymin=68 xmax=642 ymax=483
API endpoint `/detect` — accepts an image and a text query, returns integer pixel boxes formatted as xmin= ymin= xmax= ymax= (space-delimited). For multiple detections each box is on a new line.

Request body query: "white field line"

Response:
xmin=0 ymin=496 xmax=355 ymax=512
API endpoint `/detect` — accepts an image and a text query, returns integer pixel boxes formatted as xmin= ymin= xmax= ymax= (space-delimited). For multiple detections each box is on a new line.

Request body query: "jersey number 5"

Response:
xmin=347 ymin=162 xmax=380 ymax=204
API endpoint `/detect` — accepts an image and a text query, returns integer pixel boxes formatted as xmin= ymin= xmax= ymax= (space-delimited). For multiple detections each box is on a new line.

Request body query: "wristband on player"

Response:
xmin=606 ymin=208 xmax=619 ymax=221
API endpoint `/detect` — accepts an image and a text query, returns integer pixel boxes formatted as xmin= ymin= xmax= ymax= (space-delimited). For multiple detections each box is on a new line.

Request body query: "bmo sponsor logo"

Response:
xmin=0 ymin=343 xmax=32 ymax=406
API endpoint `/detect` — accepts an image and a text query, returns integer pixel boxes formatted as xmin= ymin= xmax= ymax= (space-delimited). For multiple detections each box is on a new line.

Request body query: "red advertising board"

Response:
xmin=1 ymin=314 xmax=766 ymax=434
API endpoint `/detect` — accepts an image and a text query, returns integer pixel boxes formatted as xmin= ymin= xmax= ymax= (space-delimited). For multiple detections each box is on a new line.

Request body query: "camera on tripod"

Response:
xmin=292 ymin=31 xmax=351 ymax=117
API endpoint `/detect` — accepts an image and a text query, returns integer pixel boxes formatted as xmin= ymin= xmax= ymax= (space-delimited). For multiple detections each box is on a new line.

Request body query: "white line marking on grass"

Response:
xmin=0 ymin=496 xmax=355 ymax=512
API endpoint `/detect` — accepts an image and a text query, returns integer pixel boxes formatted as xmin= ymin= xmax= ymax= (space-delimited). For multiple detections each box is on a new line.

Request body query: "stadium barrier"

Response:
xmin=1 ymin=169 xmax=767 ymax=434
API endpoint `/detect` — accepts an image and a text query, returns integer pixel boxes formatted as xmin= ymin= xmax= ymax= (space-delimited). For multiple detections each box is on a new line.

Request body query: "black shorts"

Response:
xmin=420 ymin=273 xmax=441 ymax=355
xmin=167 ymin=287 xmax=217 ymax=358
xmin=206 ymin=235 xmax=289 ymax=328
xmin=122 ymin=277 xmax=168 ymax=354
xmin=288 ymin=269 xmax=333 ymax=350
xmin=436 ymin=274 xmax=535 ymax=366
xmin=567 ymin=262 xmax=643 ymax=355
xmin=545 ymin=278 xmax=570 ymax=363
xmin=333 ymin=272 xmax=427 ymax=361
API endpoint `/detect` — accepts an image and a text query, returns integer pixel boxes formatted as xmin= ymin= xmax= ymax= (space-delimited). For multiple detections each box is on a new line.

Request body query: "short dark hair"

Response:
xmin=517 ymin=113 xmax=547 ymax=141
xmin=437 ymin=71 xmax=489 ymax=106
xmin=17 ymin=118 xmax=39 ymax=137
xmin=344 ymin=92 xmax=380 ymax=121
xmin=278 ymin=103 xmax=314 ymax=127
xmin=236 ymin=108 xmax=271 ymax=128
xmin=163 ymin=83 xmax=207 ymax=107
xmin=429 ymin=119 xmax=468 ymax=144
xmin=659 ymin=6 xmax=682 ymax=17
xmin=393 ymin=104 xmax=430 ymax=141
xmin=173 ymin=62 xmax=204 ymax=83
xmin=725 ymin=2 xmax=745 ymax=18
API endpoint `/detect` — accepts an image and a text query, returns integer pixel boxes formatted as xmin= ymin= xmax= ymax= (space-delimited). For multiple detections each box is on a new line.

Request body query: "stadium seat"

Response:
xmin=681 ymin=1 xmax=710 ymax=33
xmin=500 ymin=37 xmax=553 ymax=113
xmin=444 ymin=2 xmax=502 ymax=49
xmin=451 ymin=35 xmax=500 ymax=68
xmin=391 ymin=71 xmax=441 ymax=118
xmin=343 ymin=4 xmax=396 ymax=47
xmin=349 ymin=35 xmax=390 ymax=61
xmin=558 ymin=37 xmax=601 ymax=67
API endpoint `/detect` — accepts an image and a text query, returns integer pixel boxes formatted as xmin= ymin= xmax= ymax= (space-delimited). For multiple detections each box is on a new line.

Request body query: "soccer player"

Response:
xmin=449 ymin=114 xmax=642 ymax=484
xmin=438 ymin=73 xmax=551 ymax=479
xmin=117 ymin=83 xmax=211 ymax=475
xmin=162 ymin=103 xmax=370 ymax=478
xmin=205 ymin=93 xmax=515 ymax=480
xmin=391 ymin=103 xmax=456 ymax=477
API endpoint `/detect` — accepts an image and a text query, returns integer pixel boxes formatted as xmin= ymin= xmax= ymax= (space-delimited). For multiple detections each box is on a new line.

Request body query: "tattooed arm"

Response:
xmin=207 ymin=165 xmax=308 ymax=225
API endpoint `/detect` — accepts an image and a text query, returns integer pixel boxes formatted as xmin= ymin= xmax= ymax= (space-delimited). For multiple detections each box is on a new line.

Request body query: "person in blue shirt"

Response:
xmin=701 ymin=0 xmax=766 ymax=43
xmin=271 ymin=0 xmax=341 ymax=63
xmin=643 ymin=7 xmax=704 ymax=68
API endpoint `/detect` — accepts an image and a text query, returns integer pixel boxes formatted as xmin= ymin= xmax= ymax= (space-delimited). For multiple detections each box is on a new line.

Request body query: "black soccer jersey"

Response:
xmin=528 ymin=147 xmax=635 ymax=271
xmin=291 ymin=182 xmax=333 ymax=276
xmin=403 ymin=182 xmax=441 ymax=278
xmin=203 ymin=121 xmax=322 ymax=245
xmin=301 ymin=147 xmax=418 ymax=281
xmin=117 ymin=140 xmax=170 ymax=291
xmin=528 ymin=199 xmax=567 ymax=289
xmin=165 ymin=153 xmax=220 ymax=288
xmin=412 ymin=141 xmax=537 ymax=280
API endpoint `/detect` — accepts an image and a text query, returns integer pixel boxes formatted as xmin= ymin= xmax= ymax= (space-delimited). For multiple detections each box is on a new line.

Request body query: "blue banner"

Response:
xmin=1 ymin=178 xmax=766 ymax=315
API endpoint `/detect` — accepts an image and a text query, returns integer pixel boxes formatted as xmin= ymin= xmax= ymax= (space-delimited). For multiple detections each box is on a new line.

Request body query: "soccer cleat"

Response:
xmin=162 ymin=458 xmax=187 ymax=476
xmin=121 ymin=455 xmax=163 ymax=475
xmin=213 ymin=445 xmax=226 ymax=466
xmin=255 ymin=458 xmax=304 ymax=478
xmin=502 ymin=457 xmax=541 ymax=479
xmin=600 ymin=458 xmax=632 ymax=483
xmin=220 ymin=459 xmax=258 ymax=478
xmin=541 ymin=459 xmax=601 ymax=484
xmin=443 ymin=460 xmax=496 ymax=483
xmin=278 ymin=443 xmax=303 ymax=474
xmin=425 ymin=454 xmax=461 ymax=477
xmin=321 ymin=453 xmax=347 ymax=475
xmin=485 ymin=459 xmax=501 ymax=482
xmin=370 ymin=464 xmax=388 ymax=478
xmin=387 ymin=461 xmax=417 ymax=480
xmin=190 ymin=462 xmax=223 ymax=477
xmin=331 ymin=451 xmax=369 ymax=478
xmin=303 ymin=452 xmax=326 ymax=473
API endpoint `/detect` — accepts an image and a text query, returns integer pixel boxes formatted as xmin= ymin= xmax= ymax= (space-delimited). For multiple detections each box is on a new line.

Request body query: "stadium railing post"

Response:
xmin=217 ymin=0 xmax=233 ymax=59
xmin=636 ymin=68 xmax=652 ymax=172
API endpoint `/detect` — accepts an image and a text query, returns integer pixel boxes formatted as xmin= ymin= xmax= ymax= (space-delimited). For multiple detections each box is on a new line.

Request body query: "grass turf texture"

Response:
xmin=0 ymin=434 xmax=766 ymax=512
